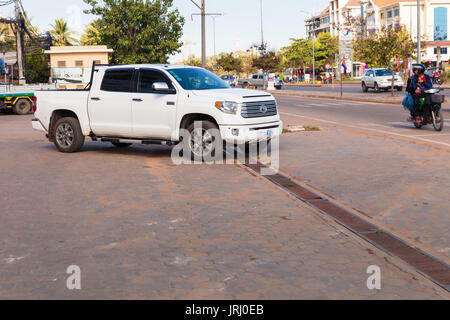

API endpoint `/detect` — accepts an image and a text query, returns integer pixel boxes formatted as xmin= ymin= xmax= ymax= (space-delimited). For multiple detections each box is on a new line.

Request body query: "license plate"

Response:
xmin=266 ymin=130 xmax=273 ymax=138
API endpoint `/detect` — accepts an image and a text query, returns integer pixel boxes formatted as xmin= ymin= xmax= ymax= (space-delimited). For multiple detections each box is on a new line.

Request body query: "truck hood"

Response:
xmin=190 ymin=88 xmax=273 ymax=101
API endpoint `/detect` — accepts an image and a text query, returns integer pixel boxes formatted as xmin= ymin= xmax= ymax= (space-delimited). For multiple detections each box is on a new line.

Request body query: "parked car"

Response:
xmin=220 ymin=74 xmax=236 ymax=87
xmin=361 ymin=68 xmax=404 ymax=92
xmin=238 ymin=73 xmax=266 ymax=89
xmin=32 ymin=65 xmax=283 ymax=160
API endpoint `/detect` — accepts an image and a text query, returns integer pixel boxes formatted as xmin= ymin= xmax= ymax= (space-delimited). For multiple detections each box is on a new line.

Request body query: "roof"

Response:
xmin=371 ymin=0 xmax=410 ymax=7
xmin=318 ymin=7 xmax=330 ymax=17
xmin=44 ymin=45 xmax=113 ymax=55
xmin=344 ymin=0 xmax=362 ymax=8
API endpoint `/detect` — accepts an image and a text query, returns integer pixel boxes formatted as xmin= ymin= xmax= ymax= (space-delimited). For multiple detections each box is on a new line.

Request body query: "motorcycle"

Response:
xmin=432 ymin=76 xmax=443 ymax=86
xmin=409 ymin=88 xmax=445 ymax=131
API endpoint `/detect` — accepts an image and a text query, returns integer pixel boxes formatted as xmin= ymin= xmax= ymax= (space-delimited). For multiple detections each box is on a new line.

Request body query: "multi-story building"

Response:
xmin=365 ymin=0 xmax=450 ymax=68
xmin=306 ymin=0 xmax=450 ymax=74
xmin=305 ymin=7 xmax=331 ymax=39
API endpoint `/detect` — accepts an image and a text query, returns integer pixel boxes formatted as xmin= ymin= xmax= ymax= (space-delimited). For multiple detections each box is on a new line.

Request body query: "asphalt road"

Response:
xmin=275 ymin=94 xmax=450 ymax=147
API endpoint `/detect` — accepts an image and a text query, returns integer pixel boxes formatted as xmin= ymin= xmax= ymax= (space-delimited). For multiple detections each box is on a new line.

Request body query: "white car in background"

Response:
xmin=361 ymin=68 xmax=404 ymax=93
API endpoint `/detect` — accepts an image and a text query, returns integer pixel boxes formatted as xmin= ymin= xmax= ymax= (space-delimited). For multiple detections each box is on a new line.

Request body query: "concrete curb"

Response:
xmin=269 ymin=90 xmax=402 ymax=105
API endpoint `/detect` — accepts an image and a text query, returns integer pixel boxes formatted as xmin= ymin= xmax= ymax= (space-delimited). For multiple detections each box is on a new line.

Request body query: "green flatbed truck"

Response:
xmin=0 ymin=92 xmax=35 ymax=115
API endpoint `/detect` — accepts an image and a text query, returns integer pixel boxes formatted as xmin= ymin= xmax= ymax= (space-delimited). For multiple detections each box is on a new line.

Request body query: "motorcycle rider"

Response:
xmin=407 ymin=64 xmax=433 ymax=124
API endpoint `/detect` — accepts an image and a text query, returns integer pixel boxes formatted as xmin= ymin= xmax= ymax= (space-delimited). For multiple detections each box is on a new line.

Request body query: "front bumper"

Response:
xmin=220 ymin=120 xmax=283 ymax=144
xmin=379 ymin=82 xmax=404 ymax=88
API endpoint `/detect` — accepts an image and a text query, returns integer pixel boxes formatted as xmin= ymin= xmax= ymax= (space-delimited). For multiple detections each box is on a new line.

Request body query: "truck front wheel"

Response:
xmin=186 ymin=120 xmax=221 ymax=161
xmin=13 ymin=99 xmax=31 ymax=115
xmin=54 ymin=117 xmax=85 ymax=153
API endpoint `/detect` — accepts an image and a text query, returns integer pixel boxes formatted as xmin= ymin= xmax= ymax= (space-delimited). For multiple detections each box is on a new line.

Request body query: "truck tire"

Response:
xmin=186 ymin=120 xmax=221 ymax=161
xmin=111 ymin=142 xmax=132 ymax=148
xmin=53 ymin=117 xmax=85 ymax=153
xmin=12 ymin=99 xmax=31 ymax=115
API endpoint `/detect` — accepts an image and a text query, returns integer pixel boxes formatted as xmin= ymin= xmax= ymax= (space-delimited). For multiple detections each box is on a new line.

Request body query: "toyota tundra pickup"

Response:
xmin=32 ymin=64 xmax=283 ymax=159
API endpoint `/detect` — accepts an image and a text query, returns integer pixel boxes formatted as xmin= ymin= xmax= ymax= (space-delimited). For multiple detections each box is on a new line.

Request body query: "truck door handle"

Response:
xmin=132 ymin=98 xmax=143 ymax=102
xmin=167 ymin=101 xmax=175 ymax=106
xmin=91 ymin=97 xmax=100 ymax=101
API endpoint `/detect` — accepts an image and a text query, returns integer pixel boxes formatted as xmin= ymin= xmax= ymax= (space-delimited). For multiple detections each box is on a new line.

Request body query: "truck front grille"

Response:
xmin=241 ymin=101 xmax=277 ymax=118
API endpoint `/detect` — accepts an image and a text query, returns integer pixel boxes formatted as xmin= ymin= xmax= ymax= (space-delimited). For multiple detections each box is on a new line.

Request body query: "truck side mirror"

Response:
xmin=152 ymin=82 xmax=176 ymax=94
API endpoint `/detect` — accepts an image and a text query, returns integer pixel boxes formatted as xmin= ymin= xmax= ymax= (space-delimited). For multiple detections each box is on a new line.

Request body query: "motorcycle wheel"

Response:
xmin=432 ymin=107 xmax=444 ymax=131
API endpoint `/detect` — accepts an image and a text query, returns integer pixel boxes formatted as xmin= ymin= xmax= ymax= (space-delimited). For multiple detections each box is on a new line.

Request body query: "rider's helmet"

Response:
xmin=412 ymin=63 xmax=426 ymax=75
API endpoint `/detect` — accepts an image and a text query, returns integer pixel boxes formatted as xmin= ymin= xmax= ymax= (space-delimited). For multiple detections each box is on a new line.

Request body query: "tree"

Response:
xmin=281 ymin=38 xmax=313 ymax=69
xmin=252 ymin=44 xmax=281 ymax=73
xmin=182 ymin=54 xmax=202 ymax=67
xmin=80 ymin=22 xmax=101 ymax=46
xmin=281 ymin=33 xmax=338 ymax=70
xmin=315 ymin=33 xmax=338 ymax=68
xmin=83 ymin=0 xmax=185 ymax=64
xmin=216 ymin=53 xmax=242 ymax=74
xmin=352 ymin=25 xmax=415 ymax=95
xmin=25 ymin=53 xmax=49 ymax=83
xmin=50 ymin=19 xmax=78 ymax=46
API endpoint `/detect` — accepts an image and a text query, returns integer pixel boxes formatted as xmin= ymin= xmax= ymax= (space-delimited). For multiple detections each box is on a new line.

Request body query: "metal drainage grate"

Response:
xmin=243 ymin=161 xmax=450 ymax=292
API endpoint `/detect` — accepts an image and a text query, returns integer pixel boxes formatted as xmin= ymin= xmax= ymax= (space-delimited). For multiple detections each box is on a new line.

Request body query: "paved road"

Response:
xmin=0 ymin=113 xmax=448 ymax=299
xmin=275 ymin=94 xmax=450 ymax=147
xmin=275 ymin=95 xmax=450 ymax=264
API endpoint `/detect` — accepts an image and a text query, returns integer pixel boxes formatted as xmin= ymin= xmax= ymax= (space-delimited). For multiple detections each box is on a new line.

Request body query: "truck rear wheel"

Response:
xmin=12 ymin=99 xmax=31 ymax=115
xmin=54 ymin=117 xmax=85 ymax=153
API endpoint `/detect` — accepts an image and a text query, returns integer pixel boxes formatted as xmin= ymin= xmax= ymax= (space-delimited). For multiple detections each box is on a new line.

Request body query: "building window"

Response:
xmin=434 ymin=47 xmax=448 ymax=55
xmin=57 ymin=61 xmax=66 ymax=67
xmin=434 ymin=7 xmax=448 ymax=41
xmin=93 ymin=60 xmax=101 ymax=65
xmin=387 ymin=11 xmax=392 ymax=18
xmin=75 ymin=60 xmax=83 ymax=67
xmin=394 ymin=9 xmax=399 ymax=17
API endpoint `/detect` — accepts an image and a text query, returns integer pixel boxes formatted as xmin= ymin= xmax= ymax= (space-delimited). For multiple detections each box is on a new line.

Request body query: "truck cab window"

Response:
xmin=100 ymin=69 xmax=134 ymax=92
xmin=138 ymin=70 xmax=173 ymax=93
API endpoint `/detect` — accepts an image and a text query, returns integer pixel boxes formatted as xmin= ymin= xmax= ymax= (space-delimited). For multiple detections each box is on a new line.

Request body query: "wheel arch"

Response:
xmin=48 ymin=109 xmax=80 ymax=142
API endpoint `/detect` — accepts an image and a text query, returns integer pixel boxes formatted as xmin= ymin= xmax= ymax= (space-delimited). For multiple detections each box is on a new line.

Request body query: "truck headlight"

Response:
xmin=215 ymin=101 xmax=238 ymax=114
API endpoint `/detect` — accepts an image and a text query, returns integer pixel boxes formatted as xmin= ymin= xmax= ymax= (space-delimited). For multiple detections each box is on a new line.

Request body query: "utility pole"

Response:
xmin=312 ymin=34 xmax=315 ymax=85
xmin=15 ymin=0 xmax=25 ymax=84
xmin=210 ymin=15 xmax=222 ymax=72
xmin=260 ymin=0 xmax=264 ymax=47
xmin=301 ymin=10 xmax=316 ymax=85
xmin=417 ymin=0 xmax=421 ymax=63
xmin=191 ymin=1 xmax=222 ymax=69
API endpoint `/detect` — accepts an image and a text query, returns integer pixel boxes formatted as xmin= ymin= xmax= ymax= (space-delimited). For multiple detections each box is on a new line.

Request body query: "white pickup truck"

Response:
xmin=32 ymin=64 xmax=283 ymax=159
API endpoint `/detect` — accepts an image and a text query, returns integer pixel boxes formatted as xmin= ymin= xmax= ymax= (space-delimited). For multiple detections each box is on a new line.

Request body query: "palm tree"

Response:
xmin=50 ymin=19 xmax=78 ymax=46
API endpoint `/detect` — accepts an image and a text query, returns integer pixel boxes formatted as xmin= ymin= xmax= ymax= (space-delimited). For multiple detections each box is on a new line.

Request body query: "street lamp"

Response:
xmin=301 ymin=10 xmax=316 ymax=85
xmin=417 ymin=0 xmax=421 ymax=63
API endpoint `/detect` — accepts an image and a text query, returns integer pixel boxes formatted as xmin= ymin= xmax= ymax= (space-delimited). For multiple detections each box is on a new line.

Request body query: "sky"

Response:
xmin=5 ymin=0 xmax=330 ymax=63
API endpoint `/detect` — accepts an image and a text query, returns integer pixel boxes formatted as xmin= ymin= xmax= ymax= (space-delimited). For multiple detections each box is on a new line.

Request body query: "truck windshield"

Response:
xmin=375 ymin=70 xmax=392 ymax=77
xmin=168 ymin=68 xmax=230 ymax=90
